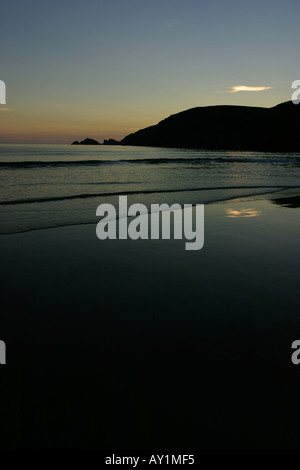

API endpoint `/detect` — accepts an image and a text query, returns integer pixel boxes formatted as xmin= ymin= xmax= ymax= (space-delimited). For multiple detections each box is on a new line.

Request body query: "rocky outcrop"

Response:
xmin=71 ymin=138 xmax=100 ymax=145
xmin=103 ymin=139 xmax=121 ymax=145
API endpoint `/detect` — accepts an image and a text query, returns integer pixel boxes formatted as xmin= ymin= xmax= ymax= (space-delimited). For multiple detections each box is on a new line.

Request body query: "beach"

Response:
xmin=2 ymin=0 xmax=300 ymax=453
xmin=1 ymin=191 xmax=300 ymax=449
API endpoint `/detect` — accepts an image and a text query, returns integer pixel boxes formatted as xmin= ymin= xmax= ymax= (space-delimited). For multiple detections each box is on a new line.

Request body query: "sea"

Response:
xmin=1 ymin=143 xmax=300 ymax=234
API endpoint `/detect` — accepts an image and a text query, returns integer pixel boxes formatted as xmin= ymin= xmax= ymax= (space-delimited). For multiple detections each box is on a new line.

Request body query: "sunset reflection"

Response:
xmin=226 ymin=208 xmax=261 ymax=218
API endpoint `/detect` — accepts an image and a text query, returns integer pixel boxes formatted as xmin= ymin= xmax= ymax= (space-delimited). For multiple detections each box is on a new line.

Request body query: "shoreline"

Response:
xmin=1 ymin=186 xmax=300 ymax=236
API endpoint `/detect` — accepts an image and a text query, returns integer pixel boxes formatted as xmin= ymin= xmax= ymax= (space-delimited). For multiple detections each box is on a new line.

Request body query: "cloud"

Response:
xmin=0 ymin=107 xmax=13 ymax=111
xmin=165 ymin=20 xmax=181 ymax=28
xmin=229 ymin=86 xmax=272 ymax=93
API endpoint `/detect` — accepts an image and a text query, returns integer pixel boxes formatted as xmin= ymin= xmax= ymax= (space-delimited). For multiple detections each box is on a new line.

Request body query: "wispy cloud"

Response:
xmin=165 ymin=19 xmax=181 ymax=28
xmin=0 ymin=107 xmax=13 ymax=111
xmin=229 ymin=86 xmax=272 ymax=93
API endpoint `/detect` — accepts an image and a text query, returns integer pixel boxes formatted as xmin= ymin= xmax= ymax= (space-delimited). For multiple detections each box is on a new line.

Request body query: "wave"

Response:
xmin=0 ymin=156 xmax=300 ymax=169
xmin=6 ymin=181 xmax=142 ymax=187
xmin=0 ymin=185 xmax=298 ymax=206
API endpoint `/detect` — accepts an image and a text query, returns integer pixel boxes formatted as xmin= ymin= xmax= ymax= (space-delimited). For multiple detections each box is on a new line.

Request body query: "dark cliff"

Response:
xmin=121 ymin=101 xmax=299 ymax=152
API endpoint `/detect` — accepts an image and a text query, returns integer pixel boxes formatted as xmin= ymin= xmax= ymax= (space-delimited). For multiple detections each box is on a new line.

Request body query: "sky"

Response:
xmin=0 ymin=0 xmax=299 ymax=143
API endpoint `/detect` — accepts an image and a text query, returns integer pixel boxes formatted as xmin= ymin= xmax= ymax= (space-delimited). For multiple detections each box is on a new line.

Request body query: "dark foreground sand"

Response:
xmin=1 ymin=192 xmax=300 ymax=449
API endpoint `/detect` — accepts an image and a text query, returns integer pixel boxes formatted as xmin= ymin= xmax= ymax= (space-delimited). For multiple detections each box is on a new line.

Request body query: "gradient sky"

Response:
xmin=0 ymin=0 xmax=299 ymax=143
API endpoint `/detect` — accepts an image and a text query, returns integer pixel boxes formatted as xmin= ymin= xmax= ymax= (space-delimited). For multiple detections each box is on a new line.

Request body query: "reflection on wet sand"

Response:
xmin=226 ymin=208 xmax=262 ymax=218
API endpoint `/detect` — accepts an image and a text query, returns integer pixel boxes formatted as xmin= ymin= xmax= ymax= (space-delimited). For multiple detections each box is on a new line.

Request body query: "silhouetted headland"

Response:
xmin=72 ymin=138 xmax=100 ymax=145
xmin=103 ymin=138 xmax=121 ymax=145
xmin=71 ymin=101 xmax=299 ymax=152
xmin=121 ymin=101 xmax=299 ymax=152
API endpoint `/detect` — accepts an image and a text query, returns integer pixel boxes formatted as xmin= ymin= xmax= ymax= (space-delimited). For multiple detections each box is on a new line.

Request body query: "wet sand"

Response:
xmin=1 ymin=192 xmax=300 ymax=449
